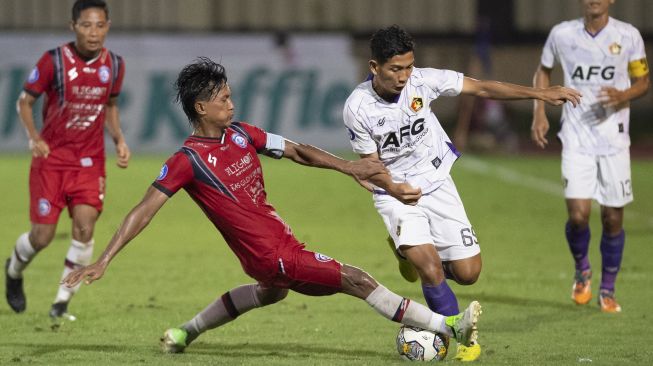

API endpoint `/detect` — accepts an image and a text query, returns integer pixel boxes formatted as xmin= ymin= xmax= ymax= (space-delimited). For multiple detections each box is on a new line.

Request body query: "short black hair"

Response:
xmin=175 ymin=57 xmax=228 ymax=125
xmin=72 ymin=0 xmax=109 ymax=22
xmin=370 ymin=25 xmax=415 ymax=64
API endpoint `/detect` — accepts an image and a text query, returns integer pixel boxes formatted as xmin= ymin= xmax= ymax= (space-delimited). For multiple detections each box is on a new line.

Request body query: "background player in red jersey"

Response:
xmin=4 ymin=0 xmax=129 ymax=321
xmin=63 ymin=58 xmax=482 ymax=353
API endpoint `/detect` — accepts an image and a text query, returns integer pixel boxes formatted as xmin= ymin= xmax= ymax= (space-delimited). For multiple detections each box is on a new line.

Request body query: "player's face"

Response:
xmin=71 ymin=7 xmax=110 ymax=58
xmin=370 ymin=52 xmax=415 ymax=98
xmin=199 ymin=83 xmax=235 ymax=129
xmin=581 ymin=0 xmax=614 ymax=17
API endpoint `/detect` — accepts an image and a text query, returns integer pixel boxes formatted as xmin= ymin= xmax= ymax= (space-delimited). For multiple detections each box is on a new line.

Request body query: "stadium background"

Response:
xmin=1 ymin=0 xmax=651 ymax=154
xmin=1 ymin=2 xmax=652 ymax=364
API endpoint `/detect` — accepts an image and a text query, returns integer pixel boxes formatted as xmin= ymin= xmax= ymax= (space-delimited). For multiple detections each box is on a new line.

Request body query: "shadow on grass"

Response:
xmin=3 ymin=341 xmax=388 ymax=361
xmin=188 ymin=341 xmax=387 ymax=359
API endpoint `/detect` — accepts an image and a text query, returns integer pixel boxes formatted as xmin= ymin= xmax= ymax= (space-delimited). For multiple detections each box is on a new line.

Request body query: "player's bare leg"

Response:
xmin=402 ymin=245 xmax=482 ymax=361
xmin=5 ymin=223 xmax=56 ymax=313
xmin=597 ymin=206 xmax=624 ymax=313
xmin=161 ymin=284 xmax=288 ymax=353
xmin=339 ymin=264 xmax=481 ymax=347
xmin=566 ymin=199 xmax=593 ymax=305
xmin=50 ymin=204 xmax=98 ymax=322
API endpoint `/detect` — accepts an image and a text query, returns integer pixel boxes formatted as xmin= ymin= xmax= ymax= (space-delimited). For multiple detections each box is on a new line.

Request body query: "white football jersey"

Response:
xmin=343 ymin=67 xmax=463 ymax=195
xmin=541 ymin=17 xmax=647 ymax=155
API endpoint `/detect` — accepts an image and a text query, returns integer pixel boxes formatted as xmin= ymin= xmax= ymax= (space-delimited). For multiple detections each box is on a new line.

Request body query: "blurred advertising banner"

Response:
xmin=0 ymin=33 xmax=358 ymax=152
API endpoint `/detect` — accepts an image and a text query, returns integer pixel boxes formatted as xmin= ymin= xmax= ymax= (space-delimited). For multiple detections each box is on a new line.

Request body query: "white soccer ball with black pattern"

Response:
xmin=396 ymin=325 xmax=449 ymax=361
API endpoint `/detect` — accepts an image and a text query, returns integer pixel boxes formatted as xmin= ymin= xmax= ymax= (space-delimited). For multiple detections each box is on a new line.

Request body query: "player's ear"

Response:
xmin=69 ymin=21 xmax=75 ymax=32
xmin=369 ymin=60 xmax=379 ymax=76
xmin=195 ymin=101 xmax=206 ymax=117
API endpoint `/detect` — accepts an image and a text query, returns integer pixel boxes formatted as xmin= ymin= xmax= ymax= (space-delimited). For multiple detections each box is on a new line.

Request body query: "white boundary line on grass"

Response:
xmin=458 ymin=156 xmax=653 ymax=228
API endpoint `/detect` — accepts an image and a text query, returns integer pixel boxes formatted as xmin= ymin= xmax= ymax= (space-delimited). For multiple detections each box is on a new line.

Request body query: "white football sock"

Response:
xmin=54 ymin=239 xmax=94 ymax=304
xmin=8 ymin=232 xmax=36 ymax=279
xmin=365 ymin=285 xmax=452 ymax=337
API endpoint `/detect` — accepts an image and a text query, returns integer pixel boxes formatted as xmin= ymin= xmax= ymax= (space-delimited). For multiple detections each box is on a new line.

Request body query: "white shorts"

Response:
xmin=562 ymin=148 xmax=633 ymax=207
xmin=374 ymin=176 xmax=481 ymax=262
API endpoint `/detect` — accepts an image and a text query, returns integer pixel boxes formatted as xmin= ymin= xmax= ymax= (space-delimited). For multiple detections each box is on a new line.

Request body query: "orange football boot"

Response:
xmin=572 ymin=269 xmax=592 ymax=305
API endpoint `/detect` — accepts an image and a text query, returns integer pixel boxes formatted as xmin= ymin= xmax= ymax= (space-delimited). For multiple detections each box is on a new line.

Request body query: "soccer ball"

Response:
xmin=396 ymin=325 xmax=449 ymax=361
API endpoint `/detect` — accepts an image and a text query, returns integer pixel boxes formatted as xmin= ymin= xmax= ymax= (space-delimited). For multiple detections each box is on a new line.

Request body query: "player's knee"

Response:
xmin=29 ymin=228 xmax=55 ymax=250
xmin=454 ymin=269 xmax=480 ymax=285
xmin=567 ymin=214 xmax=589 ymax=230
xmin=601 ymin=211 xmax=623 ymax=235
xmin=257 ymin=287 xmax=288 ymax=306
xmin=341 ymin=265 xmax=378 ymax=297
xmin=414 ymin=262 xmax=445 ymax=286
xmin=72 ymin=223 xmax=95 ymax=242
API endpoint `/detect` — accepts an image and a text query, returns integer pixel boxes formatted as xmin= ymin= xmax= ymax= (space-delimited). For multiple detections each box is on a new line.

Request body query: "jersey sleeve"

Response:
xmin=151 ymin=151 xmax=194 ymax=197
xmin=110 ymin=55 xmax=126 ymax=97
xmin=421 ymin=68 xmax=464 ymax=97
xmin=233 ymin=122 xmax=285 ymax=159
xmin=540 ymin=27 xmax=558 ymax=69
xmin=343 ymin=100 xmax=377 ymax=155
xmin=23 ymin=51 xmax=55 ymax=97
xmin=627 ymin=27 xmax=648 ymax=78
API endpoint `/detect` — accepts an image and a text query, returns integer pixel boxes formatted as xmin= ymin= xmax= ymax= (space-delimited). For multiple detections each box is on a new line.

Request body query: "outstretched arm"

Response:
xmin=281 ymin=139 xmax=387 ymax=181
xmin=63 ymin=186 xmax=169 ymax=287
xmin=461 ymin=75 xmax=581 ymax=107
xmin=531 ymin=65 xmax=553 ymax=148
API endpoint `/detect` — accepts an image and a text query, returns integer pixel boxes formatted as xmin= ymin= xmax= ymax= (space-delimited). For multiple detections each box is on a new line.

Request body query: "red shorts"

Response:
xmin=262 ymin=244 xmax=343 ymax=296
xmin=29 ymin=166 xmax=105 ymax=224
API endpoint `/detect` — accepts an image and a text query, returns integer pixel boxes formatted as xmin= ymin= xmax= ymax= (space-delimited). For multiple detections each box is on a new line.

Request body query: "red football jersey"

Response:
xmin=24 ymin=42 xmax=125 ymax=170
xmin=153 ymin=122 xmax=298 ymax=280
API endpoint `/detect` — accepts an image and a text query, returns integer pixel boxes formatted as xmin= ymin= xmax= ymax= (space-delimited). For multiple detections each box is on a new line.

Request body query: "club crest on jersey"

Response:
xmin=609 ymin=42 xmax=622 ymax=55
xmin=157 ymin=164 xmax=169 ymax=180
xmin=314 ymin=253 xmax=333 ymax=262
xmin=231 ymin=133 xmax=248 ymax=148
xmin=99 ymin=66 xmax=111 ymax=83
xmin=410 ymin=97 xmax=423 ymax=112
xmin=38 ymin=198 xmax=51 ymax=216
xmin=27 ymin=67 xmax=39 ymax=83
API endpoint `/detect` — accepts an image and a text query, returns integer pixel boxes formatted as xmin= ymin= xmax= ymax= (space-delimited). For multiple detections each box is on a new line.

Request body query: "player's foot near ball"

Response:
xmin=5 ymin=258 xmax=26 ymax=313
xmin=572 ymin=269 xmax=592 ymax=305
xmin=454 ymin=342 xmax=481 ymax=362
xmin=598 ymin=290 xmax=622 ymax=313
xmin=386 ymin=237 xmax=418 ymax=283
xmin=445 ymin=301 xmax=482 ymax=347
xmin=161 ymin=328 xmax=188 ymax=353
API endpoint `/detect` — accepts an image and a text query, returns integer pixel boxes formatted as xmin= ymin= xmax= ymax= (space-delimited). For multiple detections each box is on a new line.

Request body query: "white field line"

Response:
xmin=457 ymin=156 xmax=653 ymax=228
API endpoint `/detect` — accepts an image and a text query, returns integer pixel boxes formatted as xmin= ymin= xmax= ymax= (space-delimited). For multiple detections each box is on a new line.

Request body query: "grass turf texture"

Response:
xmin=1 ymin=153 xmax=652 ymax=365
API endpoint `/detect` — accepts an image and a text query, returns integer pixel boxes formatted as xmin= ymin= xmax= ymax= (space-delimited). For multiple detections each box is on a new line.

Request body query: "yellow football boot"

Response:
xmin=454 ymin=342 xmax=481 ymax=362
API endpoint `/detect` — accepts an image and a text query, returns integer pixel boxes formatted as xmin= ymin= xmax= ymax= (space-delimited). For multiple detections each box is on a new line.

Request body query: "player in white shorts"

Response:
xmin=531 ymin=0 xmax=649 ymax=313
xmin=343 ymin=25 xmax=581 ymax=361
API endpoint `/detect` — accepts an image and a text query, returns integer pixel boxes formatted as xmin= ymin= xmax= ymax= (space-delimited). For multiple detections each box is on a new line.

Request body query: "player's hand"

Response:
xmin=389 ymin=182 xmax=422 ymax=206
xmin=541 ymin=86 xmax=582 ymax=107
xmin=598 ymin=87 xmax=627 ymax=109
xmin=115 ymin=139 xmax=130 ymax=169
xmin=348 ymin=158 xmax=388 ymax=181
xmin=531 ymin=115 xmax=550 ymax=149
xmin=29 ymin=138 xmax=50 ymax=158
xmin=62 ymin=261 xmax=107 ymax=287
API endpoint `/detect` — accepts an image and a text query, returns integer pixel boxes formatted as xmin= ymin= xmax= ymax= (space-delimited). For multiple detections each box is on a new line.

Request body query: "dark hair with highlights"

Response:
xmin=72 ymin=0 xmax=109 ymax=22
xmin=175 ymin=57 xmax=228 ymax=125
xmin=370 ymin=25 xmax=415 ymax=64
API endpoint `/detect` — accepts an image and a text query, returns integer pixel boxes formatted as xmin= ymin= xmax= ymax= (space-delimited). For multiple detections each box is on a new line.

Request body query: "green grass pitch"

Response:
xmin=1 ymin=153 xmax=652 ymax=365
